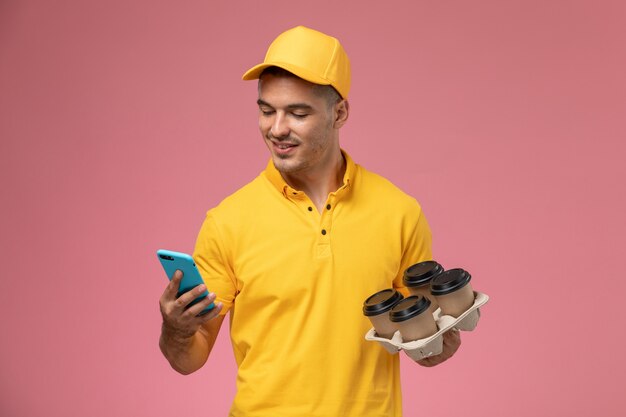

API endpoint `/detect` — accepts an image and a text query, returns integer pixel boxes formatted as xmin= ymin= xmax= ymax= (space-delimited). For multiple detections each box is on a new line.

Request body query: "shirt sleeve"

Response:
xmin=193 ymin=212 xmax=238 ymax=315
xmin=393 ymin=202 xmax=433 ymax=296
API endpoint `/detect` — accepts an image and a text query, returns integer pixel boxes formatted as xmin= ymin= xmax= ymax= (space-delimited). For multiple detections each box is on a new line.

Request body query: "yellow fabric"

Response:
xmin=194 ymin=151 xmax=432 ymax=417
xmin=242 ymin=25 xmax=351 ymax=99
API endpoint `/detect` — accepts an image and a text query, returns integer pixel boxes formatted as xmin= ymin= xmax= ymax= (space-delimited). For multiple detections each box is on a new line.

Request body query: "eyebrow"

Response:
xmin=257 ymin=99 xmax=314 ymax=111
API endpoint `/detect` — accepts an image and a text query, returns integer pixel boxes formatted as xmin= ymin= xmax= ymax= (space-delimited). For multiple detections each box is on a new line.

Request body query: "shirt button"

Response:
xmin=308 ymin=207 xmax=313 ymax=211
xmin=326 ymin=204 xmax=331 ymax=210
xmin=321 ymin=229 xmax=327 ymax=235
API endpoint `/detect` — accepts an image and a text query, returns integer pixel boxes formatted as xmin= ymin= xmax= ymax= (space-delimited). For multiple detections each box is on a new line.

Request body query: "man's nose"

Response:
xmin=270 ymin=113 xmax=290 ymax=138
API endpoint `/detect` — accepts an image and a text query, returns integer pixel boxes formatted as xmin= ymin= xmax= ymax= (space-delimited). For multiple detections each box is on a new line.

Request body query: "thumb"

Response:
xmin=168 ymin=270 xmax=184 ymax=294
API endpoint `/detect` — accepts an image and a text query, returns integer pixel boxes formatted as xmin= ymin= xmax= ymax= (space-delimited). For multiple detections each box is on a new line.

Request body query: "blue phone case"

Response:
xmin=157 ymin=249 xmax=215 ymax=315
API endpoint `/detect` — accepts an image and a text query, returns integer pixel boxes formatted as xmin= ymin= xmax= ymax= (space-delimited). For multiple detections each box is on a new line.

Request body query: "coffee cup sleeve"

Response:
xmin=437 ymin=291 xmax=489 ymax=331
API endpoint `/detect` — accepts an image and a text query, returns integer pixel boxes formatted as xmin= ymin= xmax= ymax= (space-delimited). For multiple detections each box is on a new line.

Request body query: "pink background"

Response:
xmin=1 ymin=1 xmax=625 ymax=416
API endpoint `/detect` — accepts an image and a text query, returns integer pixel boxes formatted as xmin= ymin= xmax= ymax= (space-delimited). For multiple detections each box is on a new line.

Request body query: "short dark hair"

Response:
xmin=259 ymin=66 xmax=342 ymax=109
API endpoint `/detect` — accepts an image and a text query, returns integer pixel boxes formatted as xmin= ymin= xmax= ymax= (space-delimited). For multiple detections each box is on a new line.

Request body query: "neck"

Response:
xmin=282 ymin=150 xmax=346 ymax=212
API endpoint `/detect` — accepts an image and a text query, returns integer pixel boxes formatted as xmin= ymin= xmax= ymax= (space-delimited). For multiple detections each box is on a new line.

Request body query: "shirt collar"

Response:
xmin=263 ymin=149 xmax=355 ymax=198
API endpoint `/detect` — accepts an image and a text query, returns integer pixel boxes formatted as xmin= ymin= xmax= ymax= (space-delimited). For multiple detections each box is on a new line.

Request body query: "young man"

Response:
xmin=159 ymin=26 xmax=461 ymax=416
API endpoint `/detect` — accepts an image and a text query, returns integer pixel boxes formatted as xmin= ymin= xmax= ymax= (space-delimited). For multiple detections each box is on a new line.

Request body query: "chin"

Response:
xmin=272 ymin=158 xmax=302 ymax=174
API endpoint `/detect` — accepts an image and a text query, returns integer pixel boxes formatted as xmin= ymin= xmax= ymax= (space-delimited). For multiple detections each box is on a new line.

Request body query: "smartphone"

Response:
xmin=157 ymin=249 xmax=215 ymax=315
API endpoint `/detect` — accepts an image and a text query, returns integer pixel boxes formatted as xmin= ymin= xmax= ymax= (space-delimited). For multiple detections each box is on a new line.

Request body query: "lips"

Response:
xmin=275 ymin=143 xmax=297 ymax=149
xmin=270 ymin=140 xmax=299 ymax=156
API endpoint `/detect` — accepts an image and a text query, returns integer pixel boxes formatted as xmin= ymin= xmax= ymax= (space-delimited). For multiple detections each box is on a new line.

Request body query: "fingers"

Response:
xmin=174 ymin=283 xmax=208 ymax=312
xmin=160 ymin=272 xmax=208 ymax=317
xmin=416 ymin=329 xmax=462 ymax=367
xmin=184 ymin=291 xmax=220 ymax=319
xmin=443 ymin=329 xmax=461 ymax=351
xmin=417 ymin=357 xmax=436 ymax=367
xmin=164 ymin=284 xmax=221 ymax=321
xmin=159 ymin=271 xmax=189 ymax=315
xmin=161 ymin=270 xmax=183 ymax=301
xmin=192 ymin=299 xmax=224 ymax=323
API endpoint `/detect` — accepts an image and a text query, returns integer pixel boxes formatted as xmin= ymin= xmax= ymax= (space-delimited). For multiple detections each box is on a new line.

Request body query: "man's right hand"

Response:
xmin=159 ymin=270 xmax=223 ymax=338
xmin=158 ymin=270 xmax=224 ymax=374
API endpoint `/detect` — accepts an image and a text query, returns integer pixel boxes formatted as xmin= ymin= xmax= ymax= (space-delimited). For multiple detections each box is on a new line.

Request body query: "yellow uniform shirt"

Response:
xmin=194 ymin=151 xmax=432 ymax=417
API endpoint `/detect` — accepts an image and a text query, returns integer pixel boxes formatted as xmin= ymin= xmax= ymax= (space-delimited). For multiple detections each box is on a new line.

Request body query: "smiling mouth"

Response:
xmin=275 ymin=143 xmax=297 ymax=149
xmin=270 ymin=141 xmax=298 ymax=158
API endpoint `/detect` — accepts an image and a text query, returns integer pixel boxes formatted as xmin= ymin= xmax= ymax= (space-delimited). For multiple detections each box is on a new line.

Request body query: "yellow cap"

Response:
xmin=242 ymin=26 xmax=351 ymax=99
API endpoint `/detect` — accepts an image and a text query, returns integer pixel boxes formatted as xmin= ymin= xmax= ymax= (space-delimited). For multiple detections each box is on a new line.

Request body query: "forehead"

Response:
xmin=258 ymin=74 xmax=326 ymax=107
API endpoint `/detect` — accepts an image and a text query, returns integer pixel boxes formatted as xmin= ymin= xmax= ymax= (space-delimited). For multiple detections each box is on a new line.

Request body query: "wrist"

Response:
xmin=160 ymin=322 xmax=195 ymax=353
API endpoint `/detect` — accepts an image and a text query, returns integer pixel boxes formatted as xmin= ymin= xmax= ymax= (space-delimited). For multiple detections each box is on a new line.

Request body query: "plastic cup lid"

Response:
xmin=389 ymin=295 xmax=432 ymax=322
xmin=430 ymin=268 xmax=472 ymax=296
xmin=403 ymin=260 xmax=444 ymax=287
xmin=363 ymin=289 xmax=404 ymax=316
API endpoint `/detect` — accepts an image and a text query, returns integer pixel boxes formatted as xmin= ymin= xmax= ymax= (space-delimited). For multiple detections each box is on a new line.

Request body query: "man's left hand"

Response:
xmin=416 ymin=328 xmax=461 ymax=367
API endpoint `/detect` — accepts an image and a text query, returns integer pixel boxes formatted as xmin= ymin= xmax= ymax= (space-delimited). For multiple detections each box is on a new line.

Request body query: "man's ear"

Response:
xmin=333 ymin=100 xmax=349 ymax=128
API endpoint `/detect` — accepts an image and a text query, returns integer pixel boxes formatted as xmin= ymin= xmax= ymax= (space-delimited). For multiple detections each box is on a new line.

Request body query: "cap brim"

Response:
xmin=242 ymin=61 xmax=332 ymax=88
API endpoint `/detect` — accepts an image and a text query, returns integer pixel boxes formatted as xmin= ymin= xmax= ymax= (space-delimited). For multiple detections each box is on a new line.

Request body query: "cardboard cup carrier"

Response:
xmin=363 ymin=263 xmax=489 ymax=361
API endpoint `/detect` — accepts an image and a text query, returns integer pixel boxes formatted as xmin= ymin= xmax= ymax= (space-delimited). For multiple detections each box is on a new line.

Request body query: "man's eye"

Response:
xmin=292 ymin=113 xmax=308 ymax=119
xmin=260 ymin=109 xmax=275 ymax=116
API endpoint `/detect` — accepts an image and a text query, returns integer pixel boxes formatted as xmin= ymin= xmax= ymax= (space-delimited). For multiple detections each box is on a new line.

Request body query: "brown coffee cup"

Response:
xmin=430 ymin=268 xmax=475 ymax=317
xmin=389 ymin=296 xmax=438 ymax=342
xmin=363 ymin=289 xmax=404 ymax=339
xmin=403 ymin=260 xmax=443 ymax=313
